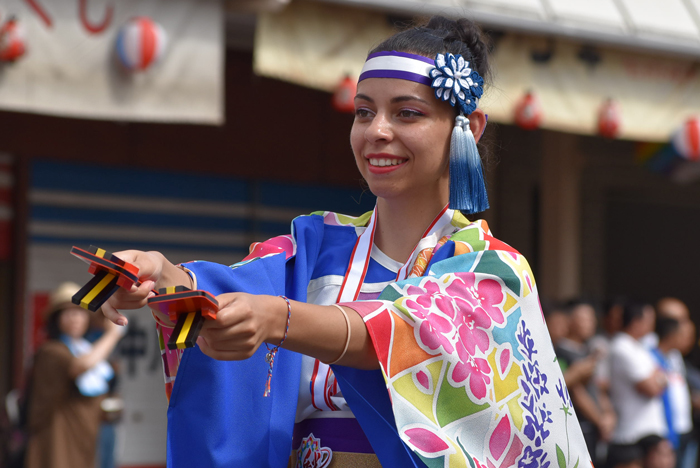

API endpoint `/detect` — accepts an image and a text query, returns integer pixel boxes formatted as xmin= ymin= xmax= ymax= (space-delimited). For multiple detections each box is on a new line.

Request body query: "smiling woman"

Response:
xmin=100 ymin=15 xmax=591 ymax=468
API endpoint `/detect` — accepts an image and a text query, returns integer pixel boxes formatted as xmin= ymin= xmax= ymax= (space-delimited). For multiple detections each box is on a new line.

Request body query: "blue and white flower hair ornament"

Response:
xmin=359 ymin=50 xmax=488 ymax=214
xmin=430 ymin=53 xmax=488 ymax=214
xmin=430 ymin=53 xmax=484 ymax=115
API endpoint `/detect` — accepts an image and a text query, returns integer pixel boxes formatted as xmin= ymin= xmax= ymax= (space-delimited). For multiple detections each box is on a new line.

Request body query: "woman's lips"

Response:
xmin=366 ymin=154 xmax=407 ymax=174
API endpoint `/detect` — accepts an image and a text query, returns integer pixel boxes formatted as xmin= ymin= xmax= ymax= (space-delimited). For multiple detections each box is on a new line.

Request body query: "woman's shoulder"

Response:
xmin=37 ymin=339 xmax=70 ymax=354
xmin=32 ymin=340 xmax=73 ymax=370
xmin=306 ymin=210 xmax=372 ymax=228
xmin=448 ymin=217 xmax=522 ymax=257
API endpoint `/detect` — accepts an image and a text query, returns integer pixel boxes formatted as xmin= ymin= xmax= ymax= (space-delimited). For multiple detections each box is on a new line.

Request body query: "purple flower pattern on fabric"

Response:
xmin=556 ymin=379 xmax=572 ymax=409
xmin=516 ymin=320 xmax=552 ymax=468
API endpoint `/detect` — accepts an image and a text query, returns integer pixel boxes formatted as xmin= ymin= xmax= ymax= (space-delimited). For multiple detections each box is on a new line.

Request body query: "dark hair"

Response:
xmin=370 ymin=16 xmax=492 ymax=86
xmin=656 ymin=316 xmax=680 ymax=341
xmin=638 ymin=434 xmax=668 ymax=455
xmin=621 ymin=301 xmax=651 ymax=329
xmin=603 ymin=295 xmax=628 ymax=318
xmin=46 ymin=308 xmax=64 ymax=340
xmin=564 ymin=298 xmax=598 ymax=316
xmin=540 ymin=297 xmax=565 ymax=318
xmin=607 ymin=443 xmax=643 ymax=465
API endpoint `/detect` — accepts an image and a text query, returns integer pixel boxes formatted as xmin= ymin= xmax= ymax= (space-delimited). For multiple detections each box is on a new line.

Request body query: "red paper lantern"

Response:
xmin=672 ymin=116 xmax=700 ymax=161
xmin=332 ymin=75 xmax=356 ymax=114
xmin=597 ymin=98 xmax=621 ymax=139
xmin=0 ymin=18 xmax=26 ymax=62
xmin=116 ymin=17 xmax=167 ymax=72
xmin=514 ymin=91 xmax=542 ymax=130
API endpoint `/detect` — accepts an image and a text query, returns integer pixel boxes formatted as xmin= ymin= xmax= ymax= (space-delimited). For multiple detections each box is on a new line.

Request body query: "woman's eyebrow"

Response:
xmin=391 ymin=95 xmax=429 ymax=105
xmin=354 ymin=94 xmax=429 ymax=105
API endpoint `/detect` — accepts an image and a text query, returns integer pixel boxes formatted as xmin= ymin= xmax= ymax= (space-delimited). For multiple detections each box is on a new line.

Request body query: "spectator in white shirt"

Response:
xmin=608 ymin=302 xmax=668 ymax=468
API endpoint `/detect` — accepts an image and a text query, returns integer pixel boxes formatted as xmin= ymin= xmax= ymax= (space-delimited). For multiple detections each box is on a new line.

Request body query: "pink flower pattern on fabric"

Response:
xmin=452 ymin=342 xmax=492 ymax=399
xmin=446 ymin=274 xmax=505 ymax=325
xmin=405 ymin=297 xmax=456 ymax=354
xmin=403 ymin=426 xmax=451 ymax=455
xmin=402 ymin=273 xmax=506 ymax=400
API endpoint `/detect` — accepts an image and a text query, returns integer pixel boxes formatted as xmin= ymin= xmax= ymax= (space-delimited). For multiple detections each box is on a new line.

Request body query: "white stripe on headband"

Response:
xmin=359 ymin=51 xmax=434 ymax=85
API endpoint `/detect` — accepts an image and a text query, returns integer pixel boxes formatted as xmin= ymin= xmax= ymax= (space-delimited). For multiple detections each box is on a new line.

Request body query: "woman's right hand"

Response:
xmin=101 ymin=250 xmax=166 ymax=326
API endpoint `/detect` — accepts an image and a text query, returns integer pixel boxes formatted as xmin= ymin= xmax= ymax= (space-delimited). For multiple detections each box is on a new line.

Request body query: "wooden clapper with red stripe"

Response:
xmin=70 ymin=245 xmax=140 ymax=312
xmin=148 ymin=286 xmax=219 ymax=350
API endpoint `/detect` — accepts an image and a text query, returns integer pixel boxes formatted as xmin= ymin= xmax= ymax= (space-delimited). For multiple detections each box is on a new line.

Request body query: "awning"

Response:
xmin=318 ymin=0 xmax=700 ymax=60
xmin=254 ymin=1 xmax=700 ymax=141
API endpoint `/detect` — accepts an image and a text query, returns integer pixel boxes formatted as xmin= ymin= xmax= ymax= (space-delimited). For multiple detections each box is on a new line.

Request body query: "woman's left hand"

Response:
xmin=196 ymin=293 xmax=288 ymax=361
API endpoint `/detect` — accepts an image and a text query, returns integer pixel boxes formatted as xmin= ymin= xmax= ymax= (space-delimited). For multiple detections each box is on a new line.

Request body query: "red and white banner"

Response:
xmin=0 ymin=0 xmax=223 ymax=124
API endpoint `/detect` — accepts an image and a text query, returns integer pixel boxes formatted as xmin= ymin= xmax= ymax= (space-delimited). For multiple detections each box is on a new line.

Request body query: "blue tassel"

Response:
xmin=449 ymin=115 xmax=489 ymax=214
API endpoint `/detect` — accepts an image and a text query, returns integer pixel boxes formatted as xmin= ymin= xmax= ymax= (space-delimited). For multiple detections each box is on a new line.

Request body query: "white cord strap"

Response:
xmin=326 ymin=304 xmax=352 ymax=365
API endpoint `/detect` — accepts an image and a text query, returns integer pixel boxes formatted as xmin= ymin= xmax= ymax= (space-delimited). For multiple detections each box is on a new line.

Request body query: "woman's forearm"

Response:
xmin=282 ymin=300 xmax=378 ymax=369
xmin=150 ymin=252 xmax=194 ymax=327
xmin=69 ymin=328 xmax=122 ymax=378
xmin=197 ymin=294 xmax=379 ymax=370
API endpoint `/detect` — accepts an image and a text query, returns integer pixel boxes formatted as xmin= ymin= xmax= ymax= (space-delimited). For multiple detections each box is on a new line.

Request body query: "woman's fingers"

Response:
xmin=101 ymin=301 xmax=128 ymax=326
xmin=109 ymin=280 xmax=155 ymax=307
xmin=113 ymin=250 xmax=162 ymax=282
xmin=194 ymin=293 xmax=273 ymax=361
xmin=199 ymin=319 xmax=261 ymax=357
xmin=101 ymin=279 xmax=157 ymax=326
xmin=196 ymin=335 xmax=262 ymax=361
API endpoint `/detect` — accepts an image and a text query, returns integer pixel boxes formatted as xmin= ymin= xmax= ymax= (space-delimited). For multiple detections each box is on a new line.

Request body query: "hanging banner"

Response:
xmin=0 ymin=0 xmax=223 ymax=124
xmin=255 ymin=2 xmax=700 ymax=142
xmin=254 ymin=1 xmax=392 ymax=92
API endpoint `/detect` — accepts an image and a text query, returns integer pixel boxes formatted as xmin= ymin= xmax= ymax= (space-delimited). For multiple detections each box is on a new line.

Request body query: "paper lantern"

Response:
xmin=514 ymin=91 xmax=542 ymax=130
xmin=0 ymin=18 xmax=26 ymax=62
xmin=672 ymin=117 xmax=700 ymax=161
xmin=332 ymin=75 xmax=357 ymax=114
xmin=116 ymin=17 xmax=167 ymax=72
xmin=597 ymin=98 xmax=621 ymax=139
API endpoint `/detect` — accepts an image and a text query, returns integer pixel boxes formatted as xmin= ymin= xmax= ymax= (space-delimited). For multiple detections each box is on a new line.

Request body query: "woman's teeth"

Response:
xmin=369 ymin=158 xmax=404 ymax=167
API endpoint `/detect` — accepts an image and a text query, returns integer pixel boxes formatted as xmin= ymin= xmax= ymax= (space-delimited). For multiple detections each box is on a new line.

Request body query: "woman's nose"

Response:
xmin=365 ymin=113 xmax=393 ymax=142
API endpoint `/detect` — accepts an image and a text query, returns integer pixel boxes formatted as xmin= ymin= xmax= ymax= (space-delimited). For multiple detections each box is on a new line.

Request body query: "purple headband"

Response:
xmin=359 ymin=51 xmax=434 ymax=86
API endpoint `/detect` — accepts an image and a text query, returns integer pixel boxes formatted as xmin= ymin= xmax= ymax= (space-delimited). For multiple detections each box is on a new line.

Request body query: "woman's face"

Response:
xmin=350 ymin=77 xmax=455 ymax=203
xmin=570 ymin=304 xmax=597 ymax=341
xmin=58 ymin=306 xmax=90 ymax=338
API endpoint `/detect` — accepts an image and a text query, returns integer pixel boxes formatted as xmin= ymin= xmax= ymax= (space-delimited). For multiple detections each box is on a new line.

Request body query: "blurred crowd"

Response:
xmin=4 ymin=286 xmax=700 ymax=468
xmin=545 ymin=296 xmax=700 ymax=468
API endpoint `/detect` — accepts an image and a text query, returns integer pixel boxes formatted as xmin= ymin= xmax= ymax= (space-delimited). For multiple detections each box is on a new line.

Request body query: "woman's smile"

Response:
xmin=366 ymin=153 xmax=408 ymax=173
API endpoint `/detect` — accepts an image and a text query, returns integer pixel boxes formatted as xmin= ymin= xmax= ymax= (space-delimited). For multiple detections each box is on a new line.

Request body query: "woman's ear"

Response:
xmin=469 ymin=108 xmax=487 ymax=143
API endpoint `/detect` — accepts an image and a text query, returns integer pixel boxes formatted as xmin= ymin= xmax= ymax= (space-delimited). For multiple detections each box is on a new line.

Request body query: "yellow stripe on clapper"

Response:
xmin=96 ymin=248 xmax=107 ymax=258
xmin=81 ymin=272 xmax=116 ymax=309
xmin=176 ymin=312 xmax=196 ymax=349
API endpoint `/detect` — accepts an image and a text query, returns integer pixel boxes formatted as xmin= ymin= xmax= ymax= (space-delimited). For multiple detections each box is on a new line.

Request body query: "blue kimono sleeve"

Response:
xmin=166 ymin=214 xmax=326 ymax=468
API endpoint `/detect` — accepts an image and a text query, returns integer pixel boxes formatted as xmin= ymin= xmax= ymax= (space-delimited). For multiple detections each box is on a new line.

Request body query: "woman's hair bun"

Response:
xmin=371 ymin=15 xmax=491 ymax=83
xmin=424 ymin=16 xmax=491 ymax=83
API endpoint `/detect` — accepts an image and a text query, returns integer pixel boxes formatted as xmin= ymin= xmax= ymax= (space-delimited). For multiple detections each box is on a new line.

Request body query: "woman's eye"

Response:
xmin=355 ymin=108 xmax=373 ymax=118
xmin=399 ymin=109 xmax=424 ymax=118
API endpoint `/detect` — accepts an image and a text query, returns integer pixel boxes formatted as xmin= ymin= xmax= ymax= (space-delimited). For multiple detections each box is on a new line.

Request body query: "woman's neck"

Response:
xmin=373 ymin=194 xmax=448 ymax=263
